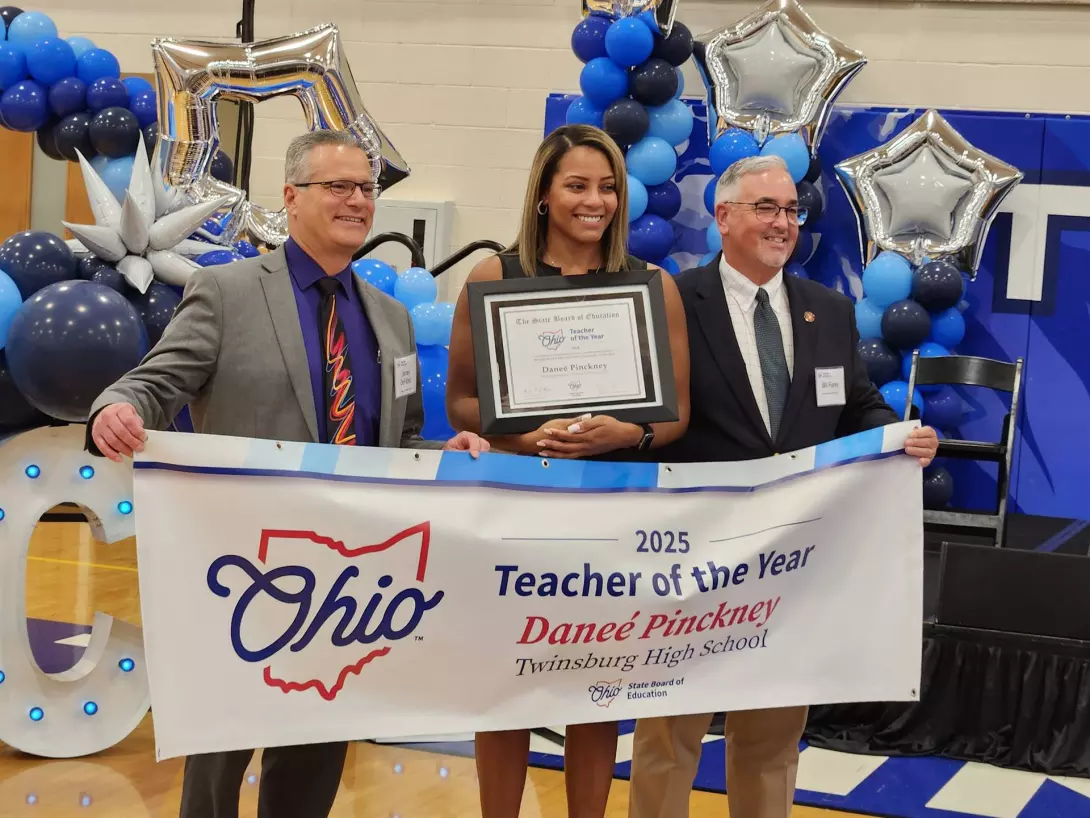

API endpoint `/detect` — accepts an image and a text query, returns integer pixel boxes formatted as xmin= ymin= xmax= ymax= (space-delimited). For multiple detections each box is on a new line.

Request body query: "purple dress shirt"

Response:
xmin=284 ymin=239 xmax=381 ymax=446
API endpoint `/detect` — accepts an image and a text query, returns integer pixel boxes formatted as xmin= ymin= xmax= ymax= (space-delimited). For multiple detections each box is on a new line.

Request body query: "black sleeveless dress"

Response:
xmin=495 ymin=252 xmax=654 ymax=463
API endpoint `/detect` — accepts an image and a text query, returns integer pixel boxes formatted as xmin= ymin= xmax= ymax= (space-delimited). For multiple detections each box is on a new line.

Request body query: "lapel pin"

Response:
xmin=804 ymin=311 xmax=816 ymax=323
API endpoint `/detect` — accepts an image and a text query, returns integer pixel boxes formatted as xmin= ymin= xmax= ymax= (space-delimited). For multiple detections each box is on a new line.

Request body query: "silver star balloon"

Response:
xmin=63 ymin=137 xmax=230 ymax=294
xmin=835 ymin=109 xmax=1024 ymax=277
xmin=582 ymin=0 xmax=680 ymax=37
xmin=692 ymin=0 xmax=866 ymax=150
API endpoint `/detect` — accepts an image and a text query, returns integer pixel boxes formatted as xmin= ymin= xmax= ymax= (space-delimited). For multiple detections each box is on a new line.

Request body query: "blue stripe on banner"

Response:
xmin=813 ymin=426 xmax=886 ymax=470
xmin=298 ymin=442 xmax=341 ymax=474
xmin=434 ymin=452 xmax=660 ymax=490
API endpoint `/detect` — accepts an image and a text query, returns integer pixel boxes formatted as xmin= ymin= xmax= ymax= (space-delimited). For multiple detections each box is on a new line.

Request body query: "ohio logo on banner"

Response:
xmin=133 ymin=423 xmax=923 ymax=760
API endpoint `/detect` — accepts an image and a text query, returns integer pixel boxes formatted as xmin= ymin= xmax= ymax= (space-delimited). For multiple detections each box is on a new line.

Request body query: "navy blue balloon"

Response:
xmin=0 ymin=348 xmax=42 ymax=429
xmin=89 ymin=106 xmax=139 ymax=158
xmin=646 ymin=180 xmax=681 ymax=220
xmin=53 ymin=111 xmax=95 ymax=160
xmin=5 ymin=280 xmax=148 ymax=421
xmin=211 ymin=150 xmax=234 ymax=183
xmin=602 ymin=98 xmax=648 ymax=146
xmin=88 ymin=266 xmax=129 ymax=295
xmin=912 ymin=259 xmax=964 ymax=311
xmin=804 ymin=155 xmax=822 ymax=184
xmin=0 ymin=230 xmax=77 ymax=299
xmin=881 ymin=299 xmax=931 ymax=349
xmin=628 ymin=214 xmax=674 ymax=261
xmin=48 ymin=76 xmax=85 ymax=117
xmin=923 ymin=466 xmax=954 ymax=510
xmin=651 ymin=20 xmax=693 ymax=67
xmin=791 ymin=228 xmax=814 ymax=264
xmin=0 ymin=7 xmax=23 ymax=31
xmin=86 ymin=76 xmax=128 ymax=113
xmin=141 ymin=120 xmax=158 ymax=157
xmin=128 ymin=87 xmax=156 ymax=127
xmin=786 ymin=262 xmax=808 ymax=280
xmin=571 ymin=15 xmax=611 ymax=63
xmin=796 ymin=180 xmax=823 ymax=222
xmin=857 ymin=338 xmax=900 ymax=387
xmin=0 ymin=79 xmax=48 ymax=131
xmin=127 ymin=281 xmax=180 ymax=347
xmin=78 ymin=255 xmax=112 ymax=279
xmin=36 ymin=123 xmax=63 ymax=160
xmin=630 ymin=58 xmax=678 ymax=107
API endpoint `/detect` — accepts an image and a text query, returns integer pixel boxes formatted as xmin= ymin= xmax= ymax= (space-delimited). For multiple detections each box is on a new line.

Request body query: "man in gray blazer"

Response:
xmin=88 ymin=129 xmax=487 ymax=818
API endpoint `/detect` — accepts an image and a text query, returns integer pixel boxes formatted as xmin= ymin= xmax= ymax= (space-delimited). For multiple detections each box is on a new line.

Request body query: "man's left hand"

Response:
xmin=905 ymin=426 xmax=939 ymax=467
xmin=443 ymin=431 xmax=490 ymax=459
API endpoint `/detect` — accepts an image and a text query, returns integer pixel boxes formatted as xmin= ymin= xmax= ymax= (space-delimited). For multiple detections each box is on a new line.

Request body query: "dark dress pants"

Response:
xmin=179 ymin=741 xmax=349 ymax=818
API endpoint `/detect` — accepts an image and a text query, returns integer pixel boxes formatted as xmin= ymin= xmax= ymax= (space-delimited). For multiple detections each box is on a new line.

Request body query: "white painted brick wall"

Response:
xmin=31 ymin=0 xmax=1090 ymax=290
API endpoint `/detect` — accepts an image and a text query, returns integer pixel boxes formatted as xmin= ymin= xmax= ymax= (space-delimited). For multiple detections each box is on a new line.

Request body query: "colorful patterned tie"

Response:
xmin=317 ymin=277 xmax=356 ymax=446
xmin=754 ymin=287 xmax=790 ymax=441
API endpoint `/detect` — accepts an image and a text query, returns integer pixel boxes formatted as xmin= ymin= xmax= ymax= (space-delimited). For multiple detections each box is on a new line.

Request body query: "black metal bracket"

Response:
xmin=430 ymin=240 xmax=506 ymax=277
xmin=353 ymin=233 xmax=427 ymax=269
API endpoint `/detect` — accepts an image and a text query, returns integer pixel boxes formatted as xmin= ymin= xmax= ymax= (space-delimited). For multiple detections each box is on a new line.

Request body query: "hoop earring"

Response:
xmin=537 ymin=201 xmax=548 ymax=215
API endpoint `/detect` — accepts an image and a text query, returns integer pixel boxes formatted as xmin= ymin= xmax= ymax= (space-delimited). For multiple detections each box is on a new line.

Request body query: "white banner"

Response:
xmin=133 ymin=423 xmax=923 ymax=760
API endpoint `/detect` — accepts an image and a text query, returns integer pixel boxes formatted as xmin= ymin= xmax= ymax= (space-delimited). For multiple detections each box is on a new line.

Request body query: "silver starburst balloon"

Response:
xmin=582 ymin=0 xmax=680 ymax=36
xmin=692 ymin=0 xmax=865 ymax=150
xmin=63 ymin=137 xmax=230 ymax=294
xmin=835 ymin=109 xmax=1024 ymax=277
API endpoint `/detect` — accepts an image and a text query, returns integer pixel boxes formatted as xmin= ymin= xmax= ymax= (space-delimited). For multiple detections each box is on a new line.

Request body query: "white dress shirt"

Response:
xmin=719 ymin=257 xmax=795 ymax=436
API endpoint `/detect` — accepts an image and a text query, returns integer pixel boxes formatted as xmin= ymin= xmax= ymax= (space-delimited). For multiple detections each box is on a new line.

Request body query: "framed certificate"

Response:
xmin=467 ymin=270 xmax=679 ymax=435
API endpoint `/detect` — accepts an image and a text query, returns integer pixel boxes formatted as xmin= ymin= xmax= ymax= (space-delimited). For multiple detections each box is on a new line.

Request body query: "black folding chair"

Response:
xmin=904 ymin=352 xmax=1025 ymax=547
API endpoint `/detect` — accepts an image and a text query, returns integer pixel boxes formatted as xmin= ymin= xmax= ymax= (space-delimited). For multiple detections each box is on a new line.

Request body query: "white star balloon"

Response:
xmin=63 ymin=138 xmax=231 ymax=293
xmin=835 ymin=109 xmax=1024 ymax=276
xmin=692 ymin=0 xmax=866 ymax=149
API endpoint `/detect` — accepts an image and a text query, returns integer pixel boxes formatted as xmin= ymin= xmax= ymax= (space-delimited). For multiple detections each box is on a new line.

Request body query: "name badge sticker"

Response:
xmin=815 ymin=366 xmax=846 ymax=407
xmin=395 ymin=354 xmax=417 ymax=399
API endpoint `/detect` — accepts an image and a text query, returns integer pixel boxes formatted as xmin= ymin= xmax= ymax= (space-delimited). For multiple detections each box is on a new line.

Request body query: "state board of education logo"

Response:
xmin=539 ymin=329 xmax=565 ymax=350
xmin=588 ymin=679 xmax=622 ymax=708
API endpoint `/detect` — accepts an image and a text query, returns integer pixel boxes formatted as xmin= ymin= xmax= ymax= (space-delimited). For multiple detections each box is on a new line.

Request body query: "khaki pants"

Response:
xmin=629 ymin=706 xmax=808 ymax=818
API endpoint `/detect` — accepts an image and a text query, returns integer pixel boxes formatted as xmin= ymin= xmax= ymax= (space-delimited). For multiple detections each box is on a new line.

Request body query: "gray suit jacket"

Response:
xmin=88 ymin=246 xmax=441 ymax=451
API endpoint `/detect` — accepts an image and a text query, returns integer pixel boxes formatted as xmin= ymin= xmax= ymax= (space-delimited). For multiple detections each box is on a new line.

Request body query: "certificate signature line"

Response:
xmin=501 ymin=537 xmax=620 ymax=542
xmin=709 ymin=517 xmax=823 ymax=544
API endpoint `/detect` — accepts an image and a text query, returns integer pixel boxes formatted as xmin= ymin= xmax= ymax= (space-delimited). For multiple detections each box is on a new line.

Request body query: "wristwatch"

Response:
xmin=636 ymin=423 xmax=655 ymax=452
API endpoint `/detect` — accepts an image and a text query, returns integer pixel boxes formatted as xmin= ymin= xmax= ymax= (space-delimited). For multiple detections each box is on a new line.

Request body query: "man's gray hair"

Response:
xmin=714 ymin=154 xmax=790 ymax=206
xmin=284 ymin=130 xmax=370 ymax=184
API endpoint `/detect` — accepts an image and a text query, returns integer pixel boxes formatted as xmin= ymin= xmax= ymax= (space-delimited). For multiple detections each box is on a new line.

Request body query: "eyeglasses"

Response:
xmin=294 ymin=180 xmax=381 ymax=200
xmin=723 ymin=201 xmax=809 ymax=226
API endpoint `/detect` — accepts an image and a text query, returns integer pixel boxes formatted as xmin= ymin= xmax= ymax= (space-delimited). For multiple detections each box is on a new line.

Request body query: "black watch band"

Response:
xmin=636 ymin=423 xmax=655 ymax=452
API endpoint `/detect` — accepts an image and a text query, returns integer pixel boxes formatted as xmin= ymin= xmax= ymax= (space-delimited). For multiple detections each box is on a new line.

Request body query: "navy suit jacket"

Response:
xmin=659 ymin=256 xmax=898 ymax=464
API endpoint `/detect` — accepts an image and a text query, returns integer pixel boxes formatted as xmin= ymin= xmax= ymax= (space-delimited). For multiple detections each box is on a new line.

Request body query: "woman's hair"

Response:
xmin=507 ymin=124 xmax=631 ymax=276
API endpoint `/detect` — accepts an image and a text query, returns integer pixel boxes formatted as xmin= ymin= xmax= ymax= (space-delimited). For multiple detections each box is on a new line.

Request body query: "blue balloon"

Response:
xmin=703 ymin=177 xmax=718 ymax=214
xmin=86 ymin=265 xmax=130 ymax=296
xmin=233 ymin=240 xmax=260 ymax=259
xmin=605 ymin=18 xmax=654 ymax=68
xmin=628 ymin=214 xmax=674 ymax=261
xmin=699 ymin=251 xmax=718 ymax=266
xmin=6 ymin=280 xmax=149 ymax=421
xmin=565 ymin=96 xmax=604 ymax=129
xmin=65 ymin=37 xmax=96 ymax=60
xmin=879 ymin=379 xmax=924 ymax=421
xmin=646 ymin=98 xmax=693 ymax=147
xmin=418 ymin=344 xmax=455 ymax=441
xmin=760 ymin=132 xmax=809 ymax=183
xmin=6 ymin=12 xmax=57 ymax=48
xmin=854 ymin=297 xmax=884 ymax=341
xmin=351 ymin=258 xmax=397 ymax=297
xmin=626 ymin=136 xmax=677 ymax=186
xmin=929 ymin=306 xmax=965 ymax=348
xmin=862 ymin=251 xmax=913 ymax=308
xmin=882 ymin=299 xmax=931 ymax=349
xmin=924 ymin=386 xmax=963 ymax=432
xmin=200 ymin=218 xmax=224 ymax=237
xmin=672 ymin=67 xmax=685 ymax=100
xmin=0 ymin=231 xmax=77 ymax=299
xmin=0 ymin=269 xmax=20 ymax=349
xmin=923 ymin=466 xmax=954 ymax=509
xmin=902 ymin=341 xmax=949 ymax=394
xmin=394 ymin=267 xmax=437 ymax=310
xmin=25 ymin=38 xmax=75 ymax=86
xmin=196 ymin=249 xmax=243 ymax=267
xmin=76 ymin=49 xmax=120 ymax=84
xmin=48 ymin=76 xmax=86 ymax=117
xmin=86 ymin=76 xmax=129 ymax=113
xmin=645 ymin=180 xmax=681 ymax=220
xmin=0 ymin=79 xmax=47 ymax=131
xmin=129 ymin=88 xmax=156 ymax=127
xmin=579 ymin=57 xmax=628 ymax=108
xmin=628 ymin=174 xmax=648 ymax=221
xmin=659 ymin=256 xmax=680 ymax=276
xmin=786 ymin=262 xmax=808 ymax=280
xmin=411 ymin=302 xmax=455 ymax=347
xmin=99 ymin=155 xmax=135 ymax=202
xmin=127 ymin=281 xmax=180 ymax=347
xmin=571 ymin=15 xmax=611 ymax=63
xmin=121 ymin=76 xmax=153 ymax=96
xmin=857 ymin=339 xmax=901 ymax=387
xmin=706 ymin=221 xmax=722 ymax=254
xmin=709 ymin=129 xmax=760 ymax=176
xmin=0 ymin=43 xmax=26 ymax=90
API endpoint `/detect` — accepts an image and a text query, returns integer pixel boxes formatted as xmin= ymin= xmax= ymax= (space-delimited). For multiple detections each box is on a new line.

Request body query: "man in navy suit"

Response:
xmin=627 ymin=154 xmax=938 ymax=818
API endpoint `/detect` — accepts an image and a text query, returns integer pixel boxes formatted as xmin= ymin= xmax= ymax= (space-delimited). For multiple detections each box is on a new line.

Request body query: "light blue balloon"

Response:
xmin=0 ymin=269 xmax=22 ymax=349
xmin=700 ymin=251 xmax=718 ymax=266
xmin=90 ymin=154 xmax=109 ymax=174
xmin=706 ymin=221 xmax=722 ymax=254
xmin=7 ymin=12 xmax=58 ymax=48
xmin=626 ymin=136 xmax=677 ymax=186
xmin=854 ymin=297 xmax=884 ymax=340
xmin=929 ymin=306 xmax=966 ymax=348
xmin=672 ymin=67 xmax=685 ymax=100
xmin=628 ymin=174 xmax=648 ymax=221
xmin=647 ymin=98 xmax=694 ymax=147
xmin=65 ymin=37 xmax=97 ymax=60
xmin=99 ymin=155 xmax=135 ymax=202
xmin=760 ymin=132 xmax=809 ymax=183
xmin=394 ymin=267 xmax=437 ymax=310
xmin=411 ymin=302 xmax=455 ymax=347
xmin=862 ymin=251 xmax=913 ymax=308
